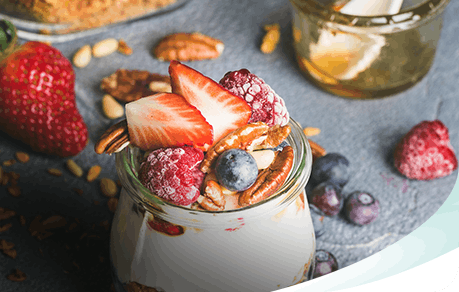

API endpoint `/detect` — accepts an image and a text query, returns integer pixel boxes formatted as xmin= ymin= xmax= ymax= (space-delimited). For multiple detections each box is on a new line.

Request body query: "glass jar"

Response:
xmin=110 ymin=118 xmax=315 ymax=292
xmin=290 ymin=0 xmax=452 ymax=99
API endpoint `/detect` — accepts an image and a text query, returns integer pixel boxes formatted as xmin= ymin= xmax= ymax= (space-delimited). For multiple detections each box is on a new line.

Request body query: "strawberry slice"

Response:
xmin=169 ymin=61 xmax=252 ymax=146
xmin=125 ymin=92 xmax=213 ymax=151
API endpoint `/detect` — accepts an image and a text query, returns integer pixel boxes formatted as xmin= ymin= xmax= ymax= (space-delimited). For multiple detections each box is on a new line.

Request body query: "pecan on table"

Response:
xmin=101 ymin=69 xmax=171 ymax=103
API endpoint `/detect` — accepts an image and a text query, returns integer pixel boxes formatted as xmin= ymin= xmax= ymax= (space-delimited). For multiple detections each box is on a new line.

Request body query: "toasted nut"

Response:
xmin=6 ymin=269 xmax=26 ymax=282
xmin=149 ymin=81 xmax=172 ymax=93
xmin=0 ymin=223 xmax=13 ymax=232
xmin=303 ymin=127 xmax=321 ymax=137
xmin=154 ymin=32 xmax=224 ymax=61
xmin=15 ymin=152 xmax=30 ymax=163
xmin=92 ymin=38 xmax=119 ymax=58
xmin=239 ymin=146 xmax=294 ymax=207
xmin=73 ymin=45 xmax=92 ymax=68
xmin=94 ymin=119 xmax=130 ymax=155
xmin=107 ymin=197 xmax=118 ymax=213
xmin=47 ymin=168 xmax=62 ymax=176
xmin=251 ymin=150 xmax=276 ymax=170
xmin=101 ymin=69 xmax=171 ymax=103
xmin=0 ymin=208 xmax=16 ymax=221
xmin=7 ymin=186 xmax=20 ymax=197
xmin=3 ymin=159 xmax=16 ymax=166
xmin=3 ymin=248 xmax=17 ymax=259
xmin=261 ymin=23 xmax=280 ymax=54
xmin=308 ymin=139 xmax=326 ymax=161
xmin=87 ymin=165 xmax=102 ymax=182
xmin=66 ymin=159 xmax=83 ymax=177
xmin=197 ymin=180 xmax=226 ymax=211
xmin=0 ymin=239 xmax=15 ymax=250
xmin=102 ymin=94 xmax=124 ymax=119
xmin=100 ymin=178 xmax=118 ymax=197
xmin=118 ymin=39 xmax=133 ymax=55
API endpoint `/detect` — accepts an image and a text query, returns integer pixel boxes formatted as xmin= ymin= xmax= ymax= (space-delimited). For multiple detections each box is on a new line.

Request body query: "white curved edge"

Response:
xmin=277 ymin=173 xmax=459 ymax=292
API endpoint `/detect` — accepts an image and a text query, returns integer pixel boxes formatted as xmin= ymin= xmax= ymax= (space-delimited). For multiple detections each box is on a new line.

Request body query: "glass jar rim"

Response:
xmin=290 ymin=0 xmax=451 ymax=32
xmin=115 ymin=118 xmax=312 ymax=226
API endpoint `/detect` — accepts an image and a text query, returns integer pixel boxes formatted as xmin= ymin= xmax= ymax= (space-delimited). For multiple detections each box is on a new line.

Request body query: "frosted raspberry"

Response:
xmin=139 ymin=146 xmax=205 ymax=206
xmin=394 ymin=120 xmax=458 ymax=180
xmin=219 ymin=69 xmax=289 ymax=126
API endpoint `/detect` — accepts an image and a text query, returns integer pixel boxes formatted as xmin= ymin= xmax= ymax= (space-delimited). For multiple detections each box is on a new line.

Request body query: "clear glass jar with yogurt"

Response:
xmin=110 ymin=118 xmax=315 ymax=292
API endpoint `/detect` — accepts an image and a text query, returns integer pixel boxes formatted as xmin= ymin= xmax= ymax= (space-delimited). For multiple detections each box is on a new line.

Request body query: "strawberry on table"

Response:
xmin=394 ymin=120 xmax=457 ymax=180
xmin=169 ymin=61 xmax=251 ymax=148
xmin=0 ymin=40 xmax=88 ymax=157
xmin=125 ymin=92 xmax=213 ymax=151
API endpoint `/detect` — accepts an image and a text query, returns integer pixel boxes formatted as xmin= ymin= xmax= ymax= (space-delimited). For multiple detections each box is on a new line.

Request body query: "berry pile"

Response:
xmin=127 ymin=61 xmax=292 ymax=208
xmin=307 ymin=152 xmax=380 ymax=237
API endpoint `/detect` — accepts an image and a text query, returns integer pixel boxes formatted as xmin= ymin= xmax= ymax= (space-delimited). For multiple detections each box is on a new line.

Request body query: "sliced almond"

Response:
xmin=87 ymin=165 xmax=102 ymax=182
xmin=149 ymin=81 xmax=172 ymax=93
xmin=118 ymin=39 xmax=133 ymax=55
xmin=303 ymin=127 xmax=321 ymax=137
xmin=47 ymin=168 xmax=62 ymax=177
xmin=66 ymin=159 xmax=83 ymax=177
xmin=102 ymin=94 xmax=124 ymax=119
xmin=261 ymin=23 xmax=280 ymax=54
xmin=92 ymin=38 xmax=119 ymax=58
xmin=250 ymin=150 xmax=276 ymax=170
xmin=73 ymin=45 xmax=92 ymax=68
xmin=15 ymin=152 xmax=30 ymax=163
xmin=100 ymin=178 xmax=118 ymax=197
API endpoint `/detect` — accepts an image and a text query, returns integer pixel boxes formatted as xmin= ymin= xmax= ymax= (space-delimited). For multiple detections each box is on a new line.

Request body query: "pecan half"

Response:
xmin=200 ymin=122 xmax=290 ymax=173
xmin=239 ymin=146 xmax=294 ymax=207
xmin=197 ymin=180 xmax=226 ymax=211
xmin=94 ymin=119 xmax=130 ymax=155
xmin=101 ymin=69 xmax=171 ymax=103
xmin=308 ymin=139 xmax=326 ymax=161
xmin=154 ymin=32 xmax=224 ymax=61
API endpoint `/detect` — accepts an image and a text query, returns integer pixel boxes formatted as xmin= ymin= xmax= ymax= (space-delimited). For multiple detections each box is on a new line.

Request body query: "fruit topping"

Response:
xmin=215 ymin=149 xmax=258 ymax=192
xmin=0 ymin=41 xmax=88 ymax=157
xmin=219 ymin=68 xmax=289 ymax=127
xmin=344 ymin=191 xmax=380 ymax=226
xmin=125 ymin=93 xmax=213 ymax=151
xmin=138 ymin=146 xmax=205 ymax=206
xmin=313 ymin=250 xmax=339 ymax=278
xmin=394 ymin=120 xmax=457 ymax=180
xmin=308 ymin=181 xmax=343 ymax=217
xmin=169 ymin=61 xmax=251 ymax=147
xmin=310 ymin=153 xmax=350 ymax=188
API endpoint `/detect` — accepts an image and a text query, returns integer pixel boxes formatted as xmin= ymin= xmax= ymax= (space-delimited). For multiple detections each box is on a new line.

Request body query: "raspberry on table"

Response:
xmin=394 ymin=120 xmax=458 ymax=180
xmin=219 ymin=69 xmax=289 ymax=127
xmin=138 ymin=146 xmax=205 ymax=206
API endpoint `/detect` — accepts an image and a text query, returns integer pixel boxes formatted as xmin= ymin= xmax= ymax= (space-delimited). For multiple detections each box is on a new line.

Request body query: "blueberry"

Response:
xmin=313 ymin=250 xmax=338 ymax=279
xmin=310 ymin=153 xmax=350 ymax=188
xmin=308 ymin=181 xmax=343 ymax=216
xmin=309 ymin=204 xmax=326 ymax=238
xmin=344 ymin=191 xmax=380 ymax=226
xmin=215 ymin=149 xmax=258 ymax=192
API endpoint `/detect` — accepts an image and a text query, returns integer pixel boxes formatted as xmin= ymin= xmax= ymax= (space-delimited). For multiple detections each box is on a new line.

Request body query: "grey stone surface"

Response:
xmin=1 ymin=0 xmax=458 ymax=291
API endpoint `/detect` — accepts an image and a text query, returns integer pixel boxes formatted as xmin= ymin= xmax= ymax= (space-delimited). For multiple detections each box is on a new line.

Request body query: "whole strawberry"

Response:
xmin=394 ymin=120 xmax=457 ymax=180
xmin=0 ymin=41 xmax=88 ymax=157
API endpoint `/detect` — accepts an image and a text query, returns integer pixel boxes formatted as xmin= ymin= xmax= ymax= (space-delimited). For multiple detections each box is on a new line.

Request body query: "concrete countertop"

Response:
xmin=1 ymin=0 xmax=458 ymax=291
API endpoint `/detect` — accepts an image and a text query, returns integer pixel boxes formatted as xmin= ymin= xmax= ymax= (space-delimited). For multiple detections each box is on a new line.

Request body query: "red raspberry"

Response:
xmin=139 ymin=146 xmax=205 ymax=206
xmin=394 ymin=120 xmax=458 ymax=180
xmin=219 ymin=69 xmax=289 ymax=126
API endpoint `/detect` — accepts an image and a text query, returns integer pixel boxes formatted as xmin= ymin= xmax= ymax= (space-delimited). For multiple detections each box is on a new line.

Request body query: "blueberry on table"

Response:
xmin=344 ymin=191 xmax=380 ymax=226
xmin=308 ymin=181 xmax=343 ymax=216
xmin=309 ymin=204 xmax=326 ymax=238
xmin=310 ymin=153 xmax=350 ymax=188
xmin=313 ymin=250 xmax=339 ymax=278
xmin=215 ymin=149 xmax=258 ymax=192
